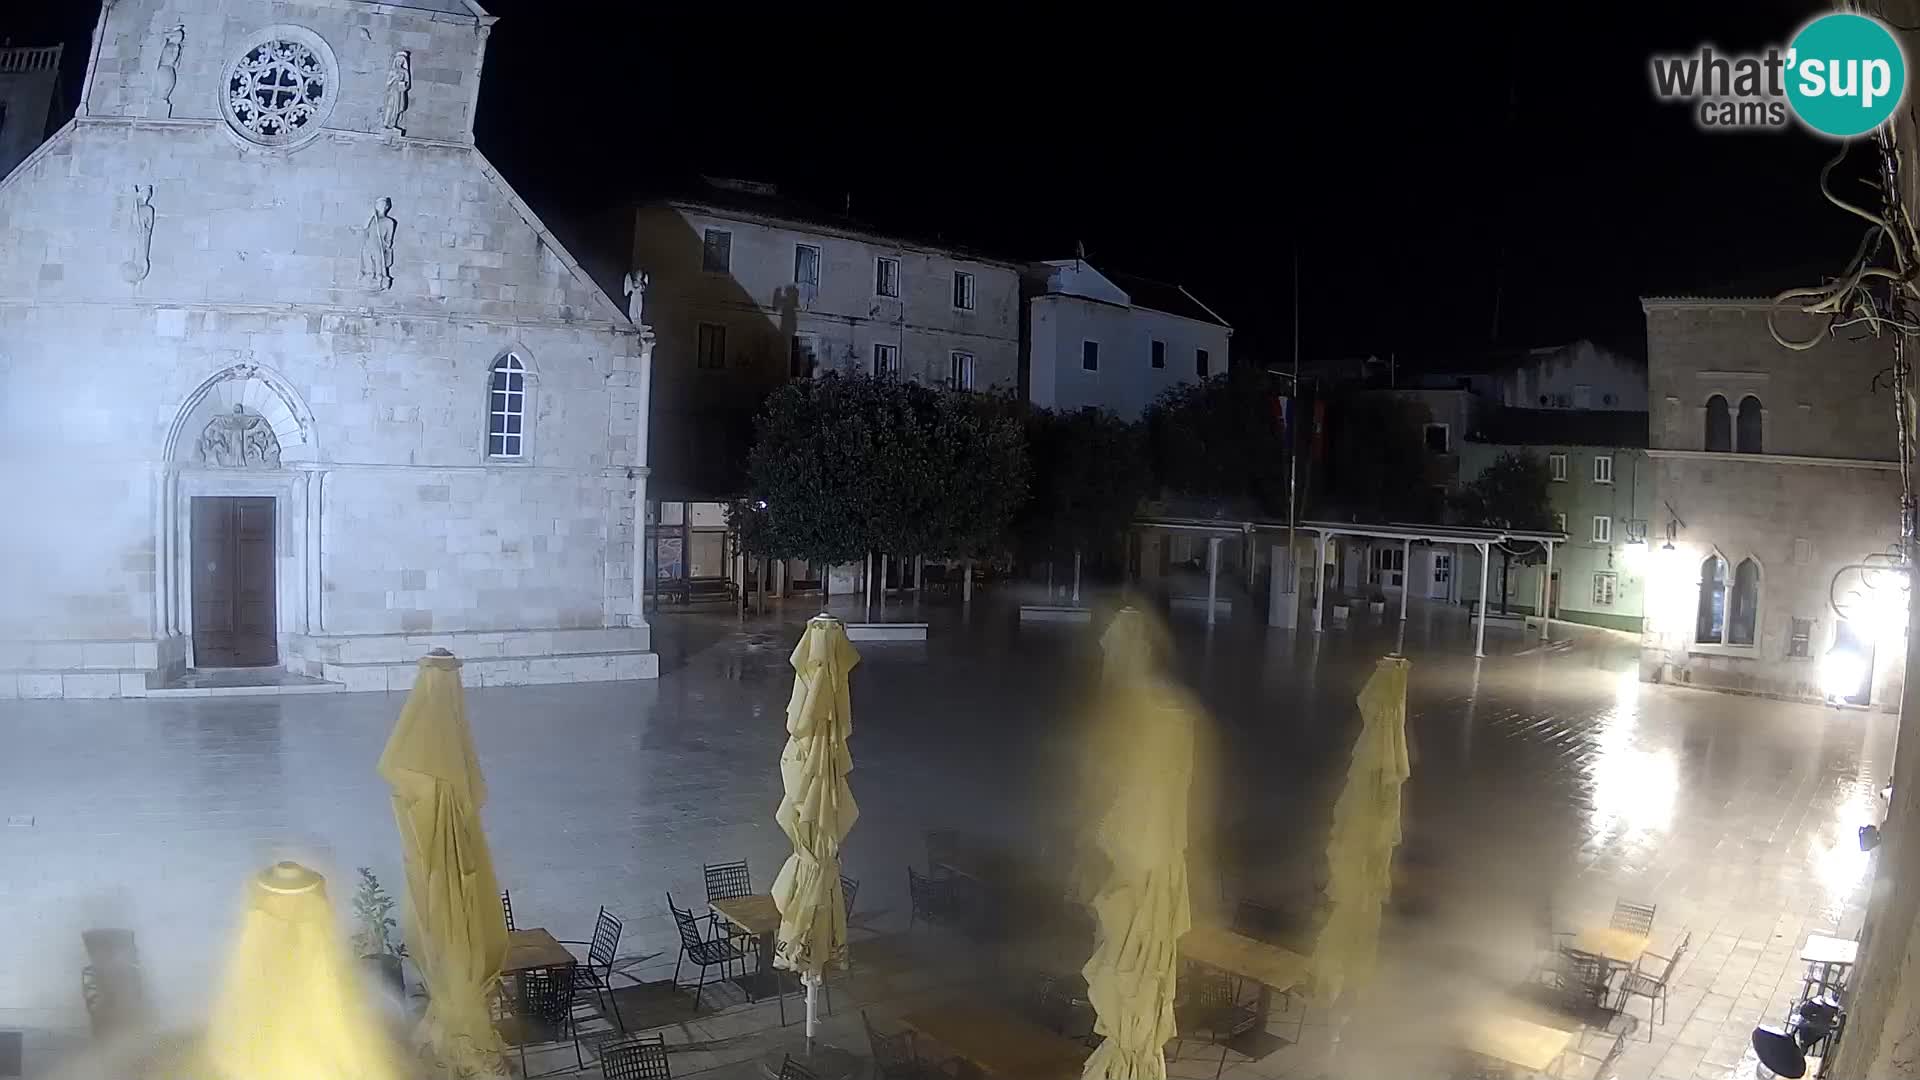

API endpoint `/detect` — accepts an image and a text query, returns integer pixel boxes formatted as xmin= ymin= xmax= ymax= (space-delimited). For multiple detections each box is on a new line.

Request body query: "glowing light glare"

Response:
xmin=1588 ymin=741 xmax=1679 ymax=839
xmin=1820 ymin=646 xmax=1869 ymax=700
xmin=1622 ymin=540 xmax=1650 ymax=573
xmin=1646 ymin=543 xmax=1698 ymax=637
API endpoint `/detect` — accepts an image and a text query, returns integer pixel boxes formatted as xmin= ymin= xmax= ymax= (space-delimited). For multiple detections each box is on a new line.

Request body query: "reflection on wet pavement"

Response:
xmin=0 ymin=596 xmax=1892 ymax=1079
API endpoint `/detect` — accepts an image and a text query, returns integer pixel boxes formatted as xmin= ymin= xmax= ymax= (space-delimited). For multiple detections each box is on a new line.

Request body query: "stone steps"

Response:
xmin=0 ymin=669 xmax=151 ymax=700
xmin=317 ymin=649 xmax=659 ymax=692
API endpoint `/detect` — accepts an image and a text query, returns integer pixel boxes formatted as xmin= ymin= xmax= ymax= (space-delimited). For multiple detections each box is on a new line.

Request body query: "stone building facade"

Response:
xmin=631 ymin=188 xmax=1022 ymax=498
xmin=0 ymin=43 xmax=65 ymax=180
xmin=1024 ymin=259 xmax=1231 ymax=420
xmin=0 ymin=0 xmax=657 ymax=697
xmin=1640 ymin=298 xmax=1905 ymax=706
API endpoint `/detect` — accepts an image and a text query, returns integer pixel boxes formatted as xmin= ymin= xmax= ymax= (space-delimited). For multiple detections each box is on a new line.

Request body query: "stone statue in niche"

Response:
xmin=196 ymin=405 xmax=282 ymax=468
xmin=623 ymin=269 xmax=649 ymax=325
xmin=122 ymin=183 xmax=154 ymax=284
xmin=380 ymin=50 xmax=411 ymax=134
xmin=358 ymin=196 xmax=396 ymax=290
xmin=152 ymin=24 xmax=184 ymax=119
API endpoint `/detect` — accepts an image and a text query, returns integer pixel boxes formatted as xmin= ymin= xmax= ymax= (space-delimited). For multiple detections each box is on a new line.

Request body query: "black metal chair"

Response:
xmin=704 ymin=860 xmax=752 ymax=902
xmin=602 ymin=1033 xmax=671 ymax=1080
xmin=705 ymin=859 xmax=754 ymax=943
xmin=558 ymin=905 xmax=627 ymax=1032
xmin=865 ymin=1010 xmax=946 ymax=1080
xmin=778 ymin=1055 xmax=821 ymax=1080
xmin=1549 ymin=948 xmax=1613 ymax=1012
xmin=80 ymin=928 xmax=145 ymax=1039
xmin=841 ymin=874 xmax=861 ymax=923
xmin=1611 ymin=899 xmax=1657 ymax=937
xmin=1618 ymin=930 xmax=1690 ymax=1036
xmin=907 ymin=866 xmax=956 ymax=932
xmin=1172 ymin=973 xmax=1260 ymax=1079
xmin=495 ymin=967 xmax=583 ymax=1077
xmin=1029 ymin=974 xmax=1098 ymax=1047
xmin=501 ymin=890 xmax=516 ymax=931
xmin=668 ymin=894 xmax=748 ymax=1012
xmin=925 ymin=830 xmax=962 ymax=879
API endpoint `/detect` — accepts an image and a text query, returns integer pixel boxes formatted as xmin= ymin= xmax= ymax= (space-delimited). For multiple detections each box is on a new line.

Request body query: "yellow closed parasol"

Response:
xmin=771 ymin=615 xmax=861 ymax=1040
xmin=1080 ymin=607 xmax=1195 ymax=1080
xmin=378 ymin=650 xmax=509 ymax=1075
xmin=1312 ymin=655 xmax=1412 ymax=1005
xmin=204 ymin=861 xmax=404 ymax=1080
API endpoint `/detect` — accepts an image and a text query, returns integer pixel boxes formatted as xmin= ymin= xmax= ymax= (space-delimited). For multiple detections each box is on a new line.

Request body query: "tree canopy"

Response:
xmin=1325 ymin=392 xmax=1438 ymax=522
xmin=739 ymin=374 xmax=1027 ymax=566
xmin=1144 ymin=368 xmax=1290 ymax=512
xmin=1014 ymin=406 xmax=1149 ymax=564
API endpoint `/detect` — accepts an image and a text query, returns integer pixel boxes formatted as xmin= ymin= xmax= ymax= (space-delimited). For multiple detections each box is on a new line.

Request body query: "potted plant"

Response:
xmin=1329 ymin=589 xmax=1350 ymax=622
xmin=1368 ymin=589 xmax=1388 ymax=615
xmin=351 ymin=867 xmax=407 ymax=995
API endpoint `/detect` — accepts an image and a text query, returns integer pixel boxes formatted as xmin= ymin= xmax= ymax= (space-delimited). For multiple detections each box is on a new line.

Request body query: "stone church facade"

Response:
xmin=0 ymin=0 xmax=657 ymax=696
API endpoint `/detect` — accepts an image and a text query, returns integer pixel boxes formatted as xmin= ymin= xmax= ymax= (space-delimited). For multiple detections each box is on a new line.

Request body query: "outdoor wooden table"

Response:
xmin=1571 ymin=926 xmax=1650 ymax=969
xmin=1180 ymin=924 xmax=1310 ymax=992
xmin=1463 ymin=1011 xmax=1576 ymax=1077
xmin=1179 ymin=924 xmax=1312 ymax=1059
xmin=711 ymin=894 xmax=785 ymax=1009
xmin=502 ymin=928 xmax=575 ymax=974
xmin=1802 ymin=933 xmax=1859 ymax=997
xmin=900 ymin=1001 xmax=1089 ymax=1080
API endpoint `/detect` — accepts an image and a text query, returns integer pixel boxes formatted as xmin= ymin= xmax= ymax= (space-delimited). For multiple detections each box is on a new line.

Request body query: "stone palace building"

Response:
xmin=0 ymin=0 xmax=658 ymax=696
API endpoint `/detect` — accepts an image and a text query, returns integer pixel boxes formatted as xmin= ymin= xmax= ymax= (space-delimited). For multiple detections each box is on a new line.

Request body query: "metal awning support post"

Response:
xmin=1314 ymin=531 xmax=1328 ymax=632
xmin=1540 ymin=541 xmax=1554 ymax=641
xmin=1205 ymin=537 xmax=1222 ymax=627
xmin=1475 ymin=541 xmax=1490 ymax=658
xmin=1072 ymin=549 xmax=1082 ymax=605
xmin=1399 ymin=538 xmax=1411 ymax=622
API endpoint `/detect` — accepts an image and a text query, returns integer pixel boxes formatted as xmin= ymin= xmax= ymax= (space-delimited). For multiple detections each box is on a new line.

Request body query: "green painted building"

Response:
xmin=1457 ymin=409 xmax=1651 ymax=634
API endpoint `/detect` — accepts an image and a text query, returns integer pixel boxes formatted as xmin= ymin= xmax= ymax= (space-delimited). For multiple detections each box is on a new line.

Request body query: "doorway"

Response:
xmin=191 ymin=496 xmax=277 ymax=667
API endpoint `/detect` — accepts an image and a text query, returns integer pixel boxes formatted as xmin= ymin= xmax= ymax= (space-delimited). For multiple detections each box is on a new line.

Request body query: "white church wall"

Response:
xmin=0 ymin=2 xmax=655 ymax=695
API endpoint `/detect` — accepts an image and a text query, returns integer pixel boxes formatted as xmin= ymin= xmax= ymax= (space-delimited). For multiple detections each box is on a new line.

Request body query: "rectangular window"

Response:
xmin=1553 ymin=512 xmax=1567 ymax=534
xmin=697 ymin=323 xmax=727 ymax=370
xmin=1151 ymin=340 xmax=1166 ymax=369
xmin=1593 ymin=454 xmax=1614 ymax=484
xmin=1196 ymin=348 xmax=1211 ymax=378
xmin=1423 ymin=423 xmax=1450 ymax=454
xmin=702 ymin=228 xmax=732 ymax=273
xmin=790 ymin=335 xmax=819 ymax=379
xmin=872 ymin=342 xmax=899 ymax=379
xmin=1592 ymin=572 xmax=1617 ymax=606
xmin=1082 ymin=341 xmax=1099 ymax=371
xmin=949 ymin=351 xmax=975 ymax=391
xmin=1549 ymin=453 xmax=1568 ymax=481
xmin=875 ymin=257 xmax=900 ymax=298
xmin=952 ymin=270 xmax=975 ymax=310
xmin=1591 ymin=515 xmax=1611 ymax=544
xmin=1793 ymin=537 xmax=1812 ymax=565
xmin=794 ymin=244 xmax=820 ymax=287
xmin=1789 ymin=617 xmax=1814 ymax=658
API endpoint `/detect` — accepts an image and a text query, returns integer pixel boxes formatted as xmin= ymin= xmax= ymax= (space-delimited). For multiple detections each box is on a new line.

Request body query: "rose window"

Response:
xmin=224 ymin=38 xmax=331 ymax=145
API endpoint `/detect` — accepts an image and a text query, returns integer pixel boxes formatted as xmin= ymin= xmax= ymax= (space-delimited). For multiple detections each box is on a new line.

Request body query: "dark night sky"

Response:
xmin=4 ymin=1 xmax=1877 ymax=364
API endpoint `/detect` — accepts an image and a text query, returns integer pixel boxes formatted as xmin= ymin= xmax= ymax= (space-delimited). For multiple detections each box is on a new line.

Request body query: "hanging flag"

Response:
xmin=1312 ymin=400 xmax=1328 ymax=461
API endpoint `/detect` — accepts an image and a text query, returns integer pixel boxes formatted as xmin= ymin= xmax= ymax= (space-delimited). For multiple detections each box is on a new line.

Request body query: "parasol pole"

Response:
xmin=804 ymin=973 xmax=820 ymax=1044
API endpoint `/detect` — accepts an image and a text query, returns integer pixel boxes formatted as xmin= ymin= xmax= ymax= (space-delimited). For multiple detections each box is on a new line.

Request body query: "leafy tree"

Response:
xmin=1325 ymin=392 xmax=1438 ymax=522
xmin=1145 ymin=367 xmax=1290 ymax=512
xmin=738 ymin=374 xmax=1028 ymax=576
xmin=1451 ymin=450 xmax=1554 ymax=614
xmin=1015 ymin=407 xmax=1150 ymax=573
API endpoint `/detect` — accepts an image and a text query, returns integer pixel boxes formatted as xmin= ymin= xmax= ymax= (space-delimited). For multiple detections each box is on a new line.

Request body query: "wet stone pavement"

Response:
xmin=0 ymin=593 xmax=1894 ymax=1079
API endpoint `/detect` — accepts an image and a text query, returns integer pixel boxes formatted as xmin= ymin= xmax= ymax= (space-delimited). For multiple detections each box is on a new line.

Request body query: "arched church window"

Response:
xmin=488 ymin=353 xmax=528 ymax=459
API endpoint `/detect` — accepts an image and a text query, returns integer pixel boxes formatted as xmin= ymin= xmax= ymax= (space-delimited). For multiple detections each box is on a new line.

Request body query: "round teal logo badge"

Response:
xmin=1787 ymin=13 xmax=1907 ymax=136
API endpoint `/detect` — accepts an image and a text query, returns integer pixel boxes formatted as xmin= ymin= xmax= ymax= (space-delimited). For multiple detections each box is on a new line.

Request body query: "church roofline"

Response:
xmin=475 ymin=151 xmax=633 ymax=329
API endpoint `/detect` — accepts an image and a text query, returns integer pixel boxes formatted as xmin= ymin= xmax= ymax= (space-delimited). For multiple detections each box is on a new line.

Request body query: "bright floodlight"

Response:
xmin=1820 ymin=645 xmax=1869 ymax=701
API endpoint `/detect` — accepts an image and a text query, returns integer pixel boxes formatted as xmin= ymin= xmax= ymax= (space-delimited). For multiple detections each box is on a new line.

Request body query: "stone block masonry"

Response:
xmin=0 ymin=0 xmax=657 ymax=695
